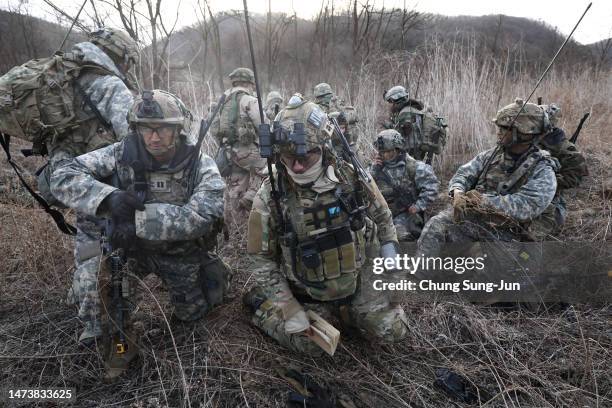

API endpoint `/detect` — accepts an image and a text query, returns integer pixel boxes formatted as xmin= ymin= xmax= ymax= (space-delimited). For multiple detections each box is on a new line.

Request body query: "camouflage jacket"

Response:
xmin=247 ymin=162 xmax=397 ymax=302
xmin=370 ymin=154 xmax=439 ymax=216
xmin=538 ymin=128 xmax=588 ymax=190
xmin=47 ymin=41 xmax=135 ymax=165
xmin=449 ymin=146 xmax=557 ymax=222
xmin=50 ymin=135 xmax=225 ymax=254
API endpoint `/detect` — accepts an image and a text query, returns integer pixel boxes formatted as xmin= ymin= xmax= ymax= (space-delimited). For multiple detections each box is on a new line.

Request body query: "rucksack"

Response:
xmin=0 ymin=52 xmax=115 ymax=149
xmin=397 ymin=100 xmax=448 ymax=156
xmin=211 ymin=89 xmax=247 ymax=145
xmin=0 ymin=52 xmax=115 ymax=235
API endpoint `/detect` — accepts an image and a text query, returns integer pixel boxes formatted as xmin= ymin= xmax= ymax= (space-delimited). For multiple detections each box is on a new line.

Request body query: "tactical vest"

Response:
xmin=278 ymin=170 xmax=366 ymax=302
xmin=115 ymin=141 xmax=205 ymax=255
xmin=372 ymin=156 xmax=418 ymax=217
xmin=476 ymin=148 xmax=557 ymax=228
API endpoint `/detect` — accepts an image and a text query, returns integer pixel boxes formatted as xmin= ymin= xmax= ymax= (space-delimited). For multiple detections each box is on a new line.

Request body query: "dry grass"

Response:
xmin=1 ymin=44 xmax=611 ymax=407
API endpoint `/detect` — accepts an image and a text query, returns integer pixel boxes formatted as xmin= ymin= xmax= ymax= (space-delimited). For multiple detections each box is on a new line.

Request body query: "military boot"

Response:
xmin=78 ymin=320 xmax=103 ymax=348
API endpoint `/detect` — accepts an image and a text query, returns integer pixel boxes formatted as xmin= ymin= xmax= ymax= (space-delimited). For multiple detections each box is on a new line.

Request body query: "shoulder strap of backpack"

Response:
xmin=0 ymin=132 xmax=77 ymax=235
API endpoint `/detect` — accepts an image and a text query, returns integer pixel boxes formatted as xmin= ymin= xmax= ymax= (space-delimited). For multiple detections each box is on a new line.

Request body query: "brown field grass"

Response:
xmin=0 ymin=49 xmax=611 ymax=406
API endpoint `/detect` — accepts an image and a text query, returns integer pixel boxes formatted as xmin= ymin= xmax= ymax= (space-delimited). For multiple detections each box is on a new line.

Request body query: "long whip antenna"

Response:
xmin=475 ymin=3 xmax=592 ymax=186
xmin=56 ymin=0 xmax=89 ymax=53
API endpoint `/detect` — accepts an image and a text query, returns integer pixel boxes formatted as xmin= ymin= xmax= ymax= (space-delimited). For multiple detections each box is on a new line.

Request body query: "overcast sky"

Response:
xmin=1 ymin=0 xmax=610 ymax=44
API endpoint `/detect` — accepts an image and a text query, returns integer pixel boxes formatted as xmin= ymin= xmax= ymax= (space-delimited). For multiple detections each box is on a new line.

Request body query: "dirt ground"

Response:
xmin=0 ymin=137 xmax=610 ymax=407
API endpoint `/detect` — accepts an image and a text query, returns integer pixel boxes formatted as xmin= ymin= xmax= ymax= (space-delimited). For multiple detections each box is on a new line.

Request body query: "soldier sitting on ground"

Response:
xmin=243 ymin=96 xmax=409 ymax=356
xmin=417 ymin=98 xmax=558 ymax=258
xmin=51 ymin=90 xmax=230 ymax=380
xmin=370 ymin=129 xmax=439 ymax=242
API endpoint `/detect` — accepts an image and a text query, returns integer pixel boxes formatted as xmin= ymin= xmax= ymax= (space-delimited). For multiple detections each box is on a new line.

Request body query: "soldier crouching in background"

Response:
xmin=370 ymin=129 xmax=439 ymax=242
xmin=50 ymin=90 xmax=230 ymax=380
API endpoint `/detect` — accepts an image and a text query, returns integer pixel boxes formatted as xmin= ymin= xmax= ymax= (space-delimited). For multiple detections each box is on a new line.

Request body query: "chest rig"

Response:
xmin=279 ymin=176 xmax=366 ymax=301
xmin=477 ymin=148 xmax=546 ymax=195
xmin=115 ymin=135 xmax=202 ymax=253
xmin=372 ymin=156 xmax=418 ymax=216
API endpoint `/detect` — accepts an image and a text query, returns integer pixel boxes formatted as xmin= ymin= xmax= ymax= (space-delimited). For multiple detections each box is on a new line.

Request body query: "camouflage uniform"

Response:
xmin=212 ymin=68 xmax=267 ymax=226
xmin=51 ymin=91 xmax=228 ymax=342
xmin=531 ymin=104 xmax=588 ymax=239
xmin=383 ymin=86 xmax=446 ymax=162
xmin=36 ymin=31 xmax=137 ymax=341
xmin=329 ymin=106 xmax=359 ymax=153
xmin=264 ymin=91 xmax=284 ymax=122
xmin=245 ymin=100 xmax=408 ymax=356
xmin=370 ymin=130 xmax=439 ymax=241
xmin=418 ymin=100 xmax=558 ymax=257
xmin=313 ymin=82 xmax=340 ymax=114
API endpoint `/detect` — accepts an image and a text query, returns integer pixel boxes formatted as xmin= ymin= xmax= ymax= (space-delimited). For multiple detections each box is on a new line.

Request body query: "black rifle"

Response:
xmin=570 ymin=112 xmax=590 ymax=144
xmin=375 ymin=165 xmax=417 ymax=212
xmin=329 ymin=117 xmax=370 ymax=228
xmin=101 ymin=219 xmax=129 ymax=355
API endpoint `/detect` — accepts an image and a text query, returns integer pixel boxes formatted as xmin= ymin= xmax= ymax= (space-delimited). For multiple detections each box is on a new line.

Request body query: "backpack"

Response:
xmin=397 ymin=100 xmax=448 ymax=156
xmin=0 ymin=52 xmax=115 ymax=149
xmin=211 ymin=89 xmax=247 ymax=145
xmin=0 ymin=52 xmax=115 ymax=235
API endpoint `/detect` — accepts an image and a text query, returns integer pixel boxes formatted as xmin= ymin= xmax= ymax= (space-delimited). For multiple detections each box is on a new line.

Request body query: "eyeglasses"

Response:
xmin=137 ymin=125 xmax=177 ymax=138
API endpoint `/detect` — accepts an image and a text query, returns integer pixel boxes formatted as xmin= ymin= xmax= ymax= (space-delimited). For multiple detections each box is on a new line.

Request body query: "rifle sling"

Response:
xmin=0 ymin=132 xmax=77 ymax=235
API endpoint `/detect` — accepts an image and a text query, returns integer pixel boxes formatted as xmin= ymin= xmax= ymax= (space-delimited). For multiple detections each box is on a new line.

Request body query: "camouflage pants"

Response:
xmin=529 ymin=195 xmax=566 ymax=241
xmin=67 ymin=213 xmax=104 ymax=341
xmin=224 ymin=167 xmax=254 ymax=226
xmin=394 ymin=212 xmax=424 ymax=241
xmin=71 ymin=243 xmax=230 ymax=340
xmin=248 ymin=267 xmax=409 ymax=356
xmin=128 ymin=251 xmax=230 ymax=321
xmin=224 ymin=144 xmax=266 ymax=227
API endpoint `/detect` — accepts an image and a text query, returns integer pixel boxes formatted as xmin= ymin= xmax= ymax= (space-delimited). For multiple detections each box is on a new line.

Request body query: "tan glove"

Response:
xmin=280 ymin=297 xmax=310 ymax=334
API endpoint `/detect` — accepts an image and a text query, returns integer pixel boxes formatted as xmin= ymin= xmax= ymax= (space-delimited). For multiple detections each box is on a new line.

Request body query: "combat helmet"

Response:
xmin=276 ymin=99 xmax=332 ymax=153
xmin=229 ymin=67 xmax=255 ymax=85
xmin=384 ymin=85 xmax=409 ymax=103
xmin=374 ymin=129 xmax=405 ymax=151
xmin=129 ymin=89 xmax=193 ymax=135
xmin=314 ymin=83 xmax=333 ymax=98
xmin=266 ymin=91 xmax=283 ymax=105
xmin=89 ymin=27 xmax=139 ymax=68
xmin=539 ymin=103 xmax=562 ymax=128
xmin=493 ymin=98 xmax=550 ymax=144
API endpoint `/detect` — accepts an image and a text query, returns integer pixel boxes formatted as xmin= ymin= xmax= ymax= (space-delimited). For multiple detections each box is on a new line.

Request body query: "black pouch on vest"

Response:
xmin=299 ymin=241 xmax=321 ymax=270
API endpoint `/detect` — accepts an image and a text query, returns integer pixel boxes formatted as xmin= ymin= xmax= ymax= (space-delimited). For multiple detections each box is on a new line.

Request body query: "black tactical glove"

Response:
xmin=111 ymin=222 xmax=137 ymax=250
xmin=104 ymin=190 xmax=145 ymax=221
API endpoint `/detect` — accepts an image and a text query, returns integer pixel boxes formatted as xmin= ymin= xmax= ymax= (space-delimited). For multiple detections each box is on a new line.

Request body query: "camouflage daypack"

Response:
xmin=0 ymin=52 xmax=115 ymax=150
xmin=0 ymin=52 xmax=116 ymax=235
xmin=211 ymin=89 xmax=249 ymax=145
xmin=396 ymin=100 xmax=448 ymax=158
